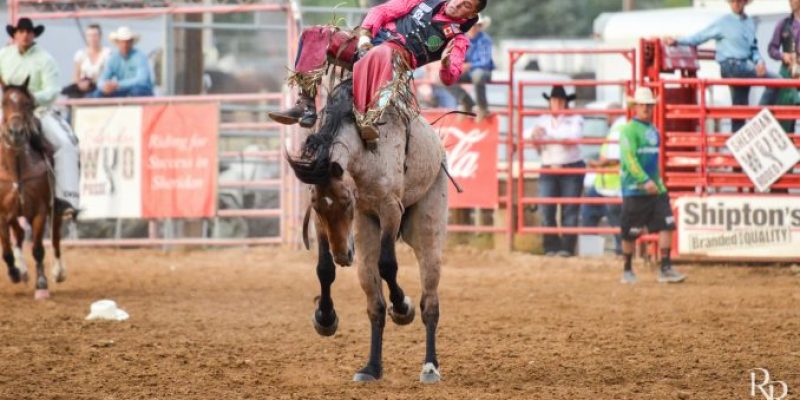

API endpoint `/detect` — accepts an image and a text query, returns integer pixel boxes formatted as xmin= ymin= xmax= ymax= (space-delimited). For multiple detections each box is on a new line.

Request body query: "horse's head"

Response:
xmin=1 ymin=77 xmax=36 ymax=147
xmin=308 ymin=162 xmax=356 ymax=266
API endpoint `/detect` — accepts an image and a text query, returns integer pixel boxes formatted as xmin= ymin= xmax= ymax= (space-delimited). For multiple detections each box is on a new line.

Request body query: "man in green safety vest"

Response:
xmin=581 ymin=114 xmax=624 ymax=255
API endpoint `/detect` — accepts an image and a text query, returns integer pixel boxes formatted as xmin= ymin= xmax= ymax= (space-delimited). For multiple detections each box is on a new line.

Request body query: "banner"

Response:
xmin=726 ymin=109 xmax=800 ymax=192
xmin=141 ymin=103 xmax=218 ymax=218
xmin=676 ymin=196 xmax=800 ymax=260
xmin=75 ymin=103 xmax=219 ymax=219
xmin=76 ymin=106 xmax=143 ymax=219
xmin=438 ymin=115 xmax=499 ymax=208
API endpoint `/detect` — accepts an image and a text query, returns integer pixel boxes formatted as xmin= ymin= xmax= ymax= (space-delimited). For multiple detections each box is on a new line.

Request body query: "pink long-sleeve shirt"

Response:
xmin=361 ymin=0 xmax=470 ymax=85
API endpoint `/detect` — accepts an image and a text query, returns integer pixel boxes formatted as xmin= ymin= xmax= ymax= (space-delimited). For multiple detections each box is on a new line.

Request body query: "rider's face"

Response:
xmin=13 ymin=29 xmax=35 ymax=50
xmin=445 ymin=0 xmax=478 ymax=20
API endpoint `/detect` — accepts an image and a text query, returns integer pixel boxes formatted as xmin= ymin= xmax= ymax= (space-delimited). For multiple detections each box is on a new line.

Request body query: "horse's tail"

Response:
xmin=286 ymin=79 xmax=355 ymax=185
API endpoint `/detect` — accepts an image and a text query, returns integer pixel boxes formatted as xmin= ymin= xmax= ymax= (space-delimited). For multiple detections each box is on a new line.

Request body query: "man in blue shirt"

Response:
xmin=665 ymin=0 xmax=777 ymax=132
xmin=91 ymin=26 xmax=153 ymax=97
xmin=447 ymin=14 xmax=494 ymax=121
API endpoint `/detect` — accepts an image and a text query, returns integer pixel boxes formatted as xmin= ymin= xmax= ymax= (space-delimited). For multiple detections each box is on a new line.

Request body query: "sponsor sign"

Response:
xmin=438 ymin=115 xmax=499 ymax=208
xmin=74 ymin=103 xmax=219 ymax=219
xmin=676 ymin=196 xmax=800 ymax=259
xmin=726 ymin=109 xmax=800 ymax=192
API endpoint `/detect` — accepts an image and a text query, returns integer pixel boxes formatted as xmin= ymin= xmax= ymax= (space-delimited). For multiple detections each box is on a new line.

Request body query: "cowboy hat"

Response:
xmin=476 ymin=14 xmax=492 ymax=29
xmin=109 ymin=26 xmax=140 ymax=43
xmin=6 ymin=18 xmax=44 ymax=38
xmin=542 ymin=85 xmax=576 ymax=102
xmin=627 ymin=87 xmax=658 ymax=105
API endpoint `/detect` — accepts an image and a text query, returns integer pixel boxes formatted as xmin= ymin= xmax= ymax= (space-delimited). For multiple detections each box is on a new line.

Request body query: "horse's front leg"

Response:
xmin=312 ymin=231 xmax=338 ymax=336
xmin=10 ymin=218 xmax=29 ymax=283
xmin=0 ymin=220 xmax=20 ymax=284
xmin=353 ymin=212 xmax=386 ymax=382
xmin=30 ymin=213 xmax=48 ymax=300
xmin=379 ymin=201 xmax=414 ymax=326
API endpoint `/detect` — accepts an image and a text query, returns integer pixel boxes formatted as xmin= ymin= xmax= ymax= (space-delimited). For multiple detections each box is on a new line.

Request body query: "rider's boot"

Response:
xmin=358 ymin=122 xmax=380 ymax=150
xmin=268 ymin=91 xmax=317 ymax=128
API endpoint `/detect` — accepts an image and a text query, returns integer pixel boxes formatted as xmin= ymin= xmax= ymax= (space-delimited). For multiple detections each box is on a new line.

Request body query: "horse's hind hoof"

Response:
xmin=419 ymin=362 xmax=441 ymax=384
xmin=34 ymin=289 xmax=50 ymax=300
xmin=353 ymin=372 xmax=379 ymax=382
xmin=312 ymin=310 xmax=338 ymax=337
xmin=388 ymin=296 xmax=415 ymax=326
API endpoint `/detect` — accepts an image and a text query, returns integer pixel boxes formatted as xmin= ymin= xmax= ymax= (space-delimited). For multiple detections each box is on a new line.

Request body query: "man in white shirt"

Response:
xmin=526 ymin=86 xmax=585 ymax=257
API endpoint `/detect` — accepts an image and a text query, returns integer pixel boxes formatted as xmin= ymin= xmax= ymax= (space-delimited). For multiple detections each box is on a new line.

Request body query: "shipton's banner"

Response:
xmin=676 ymin=196 xmax=800 ymax=260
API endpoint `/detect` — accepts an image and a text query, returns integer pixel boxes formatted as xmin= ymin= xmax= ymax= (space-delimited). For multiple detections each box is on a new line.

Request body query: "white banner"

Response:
xmin=75 ymin=106 xmax=143 ymax=219
xmin=676 ymin=196 xmax=800 ymax=260
xmin=726 ymin=109 xmax=800 ymax=192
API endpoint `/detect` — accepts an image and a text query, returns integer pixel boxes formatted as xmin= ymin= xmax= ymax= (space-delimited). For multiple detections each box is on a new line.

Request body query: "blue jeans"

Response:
xmin=446 ymin=68 xmax=491 ymax=110
xmin=89 ymin=84 xmax=154 ymax=98
xmin=719 ymin=59 xmax=779 ymax=132
xmin=538 ymin=161 xmax=585 ymax=255
xmin=580 ymin=186 xmax=622 ymax=255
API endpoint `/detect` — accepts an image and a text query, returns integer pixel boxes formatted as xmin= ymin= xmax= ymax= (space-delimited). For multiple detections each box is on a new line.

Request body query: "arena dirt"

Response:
xmin=0 ymin=246 xmax=798 ymax=399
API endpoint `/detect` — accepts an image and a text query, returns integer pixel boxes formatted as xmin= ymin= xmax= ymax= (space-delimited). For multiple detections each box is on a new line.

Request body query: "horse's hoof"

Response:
xmin=353 ymin=372 xmax=379 ymax=382
xmin=419 ymin=362 xmax=441 ymax=384
xmin=54 ymin=270 xmax=66 ymax=284
xmin=8 ymin=268 xmax=21 ymax=284
xmin=34 ymin=289 xmax=50 ymax=300
xmin=312 ymin=310 xmax=338 ymax=337
xmin=388 ymin=296 xmax=415 ymax=326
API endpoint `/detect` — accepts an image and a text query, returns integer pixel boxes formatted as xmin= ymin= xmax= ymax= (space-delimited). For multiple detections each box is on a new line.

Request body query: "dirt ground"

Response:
xmin=0 ymin=246 xmax=798 ymax=400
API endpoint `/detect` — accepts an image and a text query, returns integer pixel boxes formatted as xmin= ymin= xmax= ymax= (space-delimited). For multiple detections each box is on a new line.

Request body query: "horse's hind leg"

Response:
xmin=378 ymin=202 xmax=414 ymax=326
xmin=312 ymin=228 xmax=338 ymax=336
xmin=353 ymin=212 xmax=386 ymax=382
xmin=0 ymin=221 xmax=20 ymax=284
xmin=30 ymin=213 xmax=48 ymax=300
xmin=10 ymin=219 xmax=28 ymax=283
xmin=50 ymin=213 xmax=65 ymax=283
xmin=401 ymin=171 xmax=448 ymax=384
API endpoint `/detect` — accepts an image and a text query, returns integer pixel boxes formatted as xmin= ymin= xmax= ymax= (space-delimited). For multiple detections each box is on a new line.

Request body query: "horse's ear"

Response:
xmin=22 ymin=76 xmax=30 ymax=90
xmin=330 ymin=162 xmax=344 ymax=179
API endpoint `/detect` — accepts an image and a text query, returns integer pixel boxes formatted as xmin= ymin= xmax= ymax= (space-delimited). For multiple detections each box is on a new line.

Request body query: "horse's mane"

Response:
xmin=287 ymin=79 xmax=355 ymax=185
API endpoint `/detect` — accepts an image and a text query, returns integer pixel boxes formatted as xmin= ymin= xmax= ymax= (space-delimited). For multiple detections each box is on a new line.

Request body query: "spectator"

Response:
xmin=581 ymin=113 xmax=625 ymax=255
xmin=665 ymin=0 xmax=778 ymax=133
xmin=61 ymin=24 xmax=110 ymax=98
xmin=619 ymin=88 xmax=686 ymax=284
xmin=415 ymin=62 xmax=458 ymax=109
xmin=446 ymin=14 xmax=494 ymax=122
xmin=91 ymin=26 xmax=153 ymax=97
xmin=525 ymin=86 xmax=584 ymax=257
xmin=768 ymin=0 xmax=800 ymax=133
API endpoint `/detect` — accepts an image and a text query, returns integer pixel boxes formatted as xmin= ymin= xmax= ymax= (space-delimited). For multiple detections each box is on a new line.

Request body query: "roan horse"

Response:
xmin=288 ymin=79 xmax=448 ymax=383
xmin=0 ymin=78 xmax=65 ymax=299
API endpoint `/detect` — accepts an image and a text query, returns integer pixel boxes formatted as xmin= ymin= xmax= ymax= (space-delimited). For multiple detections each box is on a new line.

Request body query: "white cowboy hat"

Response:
xmin=109 ymin=26 xmax=139 ymax=43
xmin=476 ymin=14 xmax=491 ymax=29
xmin=627 ymin=87 xmax=658 ymax=105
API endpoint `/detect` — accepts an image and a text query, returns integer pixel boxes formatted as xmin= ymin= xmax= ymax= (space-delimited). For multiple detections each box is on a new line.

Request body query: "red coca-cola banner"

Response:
xmin=434 ymin=115 xmax=499 ymax=208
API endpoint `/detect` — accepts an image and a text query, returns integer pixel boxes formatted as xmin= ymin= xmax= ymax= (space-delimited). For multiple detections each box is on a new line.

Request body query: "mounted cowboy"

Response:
xmin=269 ymin=0 xmax=487 ymax=146
xmin=0 ymin=18 xmax=81 ymax=218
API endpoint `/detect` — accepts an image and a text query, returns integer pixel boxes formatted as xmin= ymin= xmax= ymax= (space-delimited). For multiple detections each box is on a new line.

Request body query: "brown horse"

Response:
xmin=0 ymin=78 xmax=65 ymax=299
xmin=288 ymin=79 xmax=448 ymax=383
